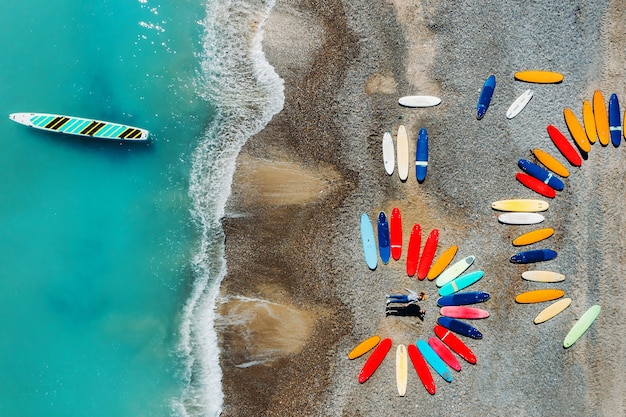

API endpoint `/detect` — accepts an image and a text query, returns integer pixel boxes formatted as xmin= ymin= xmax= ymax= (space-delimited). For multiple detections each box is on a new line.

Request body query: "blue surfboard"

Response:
xmin=518 ymin=159 xmax=564 ymax=191
xmin=477 ymin=74 xmax=496 ymax=120
xmin=438 ymin=270 xmax=484 ymax=297
xmin=437 ymin=317 xmax=483 ymax=339
xmin=416 ymin=339 xmax=452 ymax=382
xmin=437 ymin=291 xmax=491 ymax=307
xmin=360 ymin=213 xmax=378 ymax=270
xmin=415 ymin=128 xmax=428 ymax=182
xmin=377 ymin=212 xmax=390 ymax=264
xmin=510 ymin=248 xmax=557 ymax=264
xmin=609 ymin=93 xmax=622 ymax=147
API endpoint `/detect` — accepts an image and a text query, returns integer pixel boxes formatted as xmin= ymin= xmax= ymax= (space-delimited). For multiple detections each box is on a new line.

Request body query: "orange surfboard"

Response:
xmin=515 ymin=289 xmax=565 ymax=304
xmin=593 ymin=90 xmax=610 ymax=146
xmin=533 ymin=148 xmax=570 ymax=178
xmin=563 ymin=108 xmax=591 ymax=153
xmin=427 ymin=245 xmax=458 ymax=280
xmin=512 ymin=228 xmax=555 ymax=246
xmin=582 ymin=100 xmax=597 ymax=144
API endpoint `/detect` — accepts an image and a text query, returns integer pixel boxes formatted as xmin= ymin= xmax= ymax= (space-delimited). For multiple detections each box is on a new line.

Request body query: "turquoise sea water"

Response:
xmin=0 ymin=0 xmax=283 ymax=416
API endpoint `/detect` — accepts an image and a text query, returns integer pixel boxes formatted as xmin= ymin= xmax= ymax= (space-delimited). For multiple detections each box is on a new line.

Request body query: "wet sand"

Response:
xmin=217 ymin=0 xmax=626 ymax=415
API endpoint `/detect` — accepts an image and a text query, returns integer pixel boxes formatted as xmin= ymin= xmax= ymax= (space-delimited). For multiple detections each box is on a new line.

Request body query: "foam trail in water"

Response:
xmin=172 ymin=0 xmax=284 ymax=414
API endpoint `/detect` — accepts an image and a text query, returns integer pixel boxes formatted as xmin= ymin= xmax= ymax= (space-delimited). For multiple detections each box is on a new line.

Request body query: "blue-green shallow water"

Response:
xmin=0 ymin=1 xmax=210 ymax=415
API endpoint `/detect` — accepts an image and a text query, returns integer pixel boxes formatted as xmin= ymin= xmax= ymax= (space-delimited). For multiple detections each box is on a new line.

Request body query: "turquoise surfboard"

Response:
xmin=439 ymin=270 xmax=484 ymax=296
xmin=416 ymin=339 xmax=452 ymax=382
xmin=361 ymin=213 xmax=378 ymax=270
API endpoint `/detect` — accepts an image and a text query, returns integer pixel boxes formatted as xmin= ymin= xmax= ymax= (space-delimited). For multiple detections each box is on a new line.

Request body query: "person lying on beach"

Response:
xmin=386 ymin=289 xmax=427 ymax=305
xmin=385 ymin=303 xmax=426 ymax=321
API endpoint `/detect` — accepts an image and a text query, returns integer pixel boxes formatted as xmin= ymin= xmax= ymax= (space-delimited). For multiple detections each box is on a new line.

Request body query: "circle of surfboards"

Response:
xmin=356 ymin=207 xmax=491 ymax=394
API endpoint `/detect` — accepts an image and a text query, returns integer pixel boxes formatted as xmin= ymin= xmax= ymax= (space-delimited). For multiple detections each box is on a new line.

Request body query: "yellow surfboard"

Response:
xmin=534 ymin=298 xmax=572 ymax=324
xmin=563 ymin=108 xmax=591 ymax=153
xmin=491 ymin=199 xmax=549 ymax=212
xmin=348 ymin=335 xmax=380 ymax=359
xmin=533 ymin=148 xmax=570 ymax=178
xmin=515 ymin=289 xmax=565 ymax=304
xmin=514 ymin=70 xmax=564 ymax=84
xmin=427 ymin=245 xmax=458 ymax=280
xmin=593 ymin=90 xmax=610 ymax=146
xmin=521 ymin=270 xmax=565 ymax=283
xmin=582 ymin=100 xmax=597 ymax=144
xmin=396 ymin=344 xmax=408 ymax=396
xmin=512 ymin=228 xmax=554 ymax=246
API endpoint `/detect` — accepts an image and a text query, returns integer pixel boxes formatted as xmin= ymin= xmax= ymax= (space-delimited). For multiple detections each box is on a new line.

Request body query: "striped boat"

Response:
xmin=9 ymin=112 xmax=149 ymax=141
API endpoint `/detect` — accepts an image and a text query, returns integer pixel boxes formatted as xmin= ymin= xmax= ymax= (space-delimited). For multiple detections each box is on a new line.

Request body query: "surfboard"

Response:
xmin=437 ymin=317 xmax=483 ymax=339
xmin=406 ymin=224 xmax=421 ymax=277
xmin=491 ymin=199 xmax=549 ymax=212
xmin=477 ymin=74 xmax=496 ymax=120
xmin=506 ymin=89 xmax=533 ymax=119
xmin=428 ymin=337 xmax=461 ymax=372
xmin=533 ymin=148 xmax=570 ymax=178
xmin=382 ymin=131 xmax=395 ymax=175
xmin=522 ymin=270 xmax=565 ymax=283
xmin=512 ymin=228 xmax=554 ymax=246
xmin=498 ymin=212 xmax=545 ymax=225
xmin=360 ymin=214 xmax=378 ymax=270
xmin=415 ymin=127 xmax=428 ymax=182
xmin=416 ymin=340 xmax=453 ymax=382
xmin=358 ymin=338 xmax=392 ymax=383
xmin=417 ymin=229 xmax=439 ymax=280
xmin=563 ymin=304 xmax=601 ymax=348
xmin=390 ymin=207 xmax=402 ymax=261
xmin=609 ymin=93 xmax=622 ymax=147
xmin=398 ymin=95 xmax=442 ymax=108
xmin=397 ymin=125 xmax=409 ymax=180
xmin=516 ymin=173 xmax=557 ymax=198
xmin=439 ymin=270 xmax=484 ymax=297
xmin=593 ymin=90 xmax=610 ymax=146
xmin=437 ymin=291 xmax=490 ymax=307
xmin=434 ymin=325 xmax=477 ymax=364
xmin=563 ymin=108 xmax=591 ymax=153
xmin=515 ymin=289 xmax=565 ymax=304
xmin=8 ymin=112 xmax=149 ymax=141
xmin=514 ymin=70 xmax=564 ymax=84
xmin=377 ymin=212 xmax=391 ymax=264
xmin=348 ymin=335 xmax=381 ymax=359
xmin=510 ymin=248 xmax=557 ymax=264
xmin=435 ymin=255 xmax=475 ymax=287
xmin=534 ymin=298 xmax=572 ymax=324
xmin=518 ymin=159 xmax=565 ymax=191
xmin=407 ymin=343 xmax=436 ymax=394
xmin=582 ymin=99 xmax=597 ymax=144
xmin=546 ymin=124 xmax=582 ymax=167
xmin=427 ymin=245 xmax=458 ymax=280
xmin=396 ymin=344 xmax=408 ymax=396
xmin=440 ymin=306 xmax=490 ymax=320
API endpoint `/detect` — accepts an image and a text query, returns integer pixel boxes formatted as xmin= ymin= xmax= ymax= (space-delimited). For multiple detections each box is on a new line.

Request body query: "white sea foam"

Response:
xmin=172 ymin=0 xmax=284 ymax=414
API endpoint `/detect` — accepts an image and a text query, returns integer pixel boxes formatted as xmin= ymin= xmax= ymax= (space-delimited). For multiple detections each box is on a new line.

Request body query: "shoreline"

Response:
xmin=215 ymin=0 xmax=626 ymax=415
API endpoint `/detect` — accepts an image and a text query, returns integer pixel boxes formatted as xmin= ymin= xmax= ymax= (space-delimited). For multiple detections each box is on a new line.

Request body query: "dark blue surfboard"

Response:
xmin=477 ymin=74 xmax=496 ymax=120
xmin=415 ymin=128 xmax=428 ymax=182
xmin=437 ymin=317 xmax=483 ymax=339
xmin=437 ymin=291 xmax=491 ymax=307
xmin=510 ymin=248 xmax=557 ymax=264
xmin=377 ymin=211 xmax=391 ymax=264
xmin=609 ymin=93 xmax=622 ymax=147
xmin=518 ymin=159 xmax=564 ymax=191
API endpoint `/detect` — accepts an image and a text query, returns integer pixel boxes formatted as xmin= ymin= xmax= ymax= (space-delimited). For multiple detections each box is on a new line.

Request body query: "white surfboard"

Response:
xmin=382 ymin=131 xmax=395 ymax=175
xmin=506 ymin=89 xmax=533 ymax=119
xmin=398 ymin=95 xmax=442 ymax=108
xmin=498 ymin=212 xmax=545 ymax=225
xmin=522 ymin=270 xmax=565 ymax=283
xmin=397 ymin=125 xmax=409 ymax=181
xmin=435 ymin=255 xmax=476 ymax=288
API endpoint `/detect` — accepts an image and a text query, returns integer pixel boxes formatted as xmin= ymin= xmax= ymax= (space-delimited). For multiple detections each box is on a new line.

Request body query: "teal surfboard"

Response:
xmin=416 ymin=339 xmax=452 ymax=382
xmin=439 ymin=270 xmax=484 ymax=296
xmin=360 ymin=213 xmax=378 ymax=270
xmin=563 ymin=305 xmax=601 ymax=348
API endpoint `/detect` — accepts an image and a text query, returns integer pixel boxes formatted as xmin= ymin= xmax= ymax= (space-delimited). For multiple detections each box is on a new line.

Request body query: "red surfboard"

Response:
xmin=417 ymin=229 xmax=439 ymax=280
xmin=546 ymin=124 xmax=582 ymax=166
xmin=440 ymin=306 xmax=490 ymax=319
xmin=358 ymin=338 xmax=392 ymax=383
xmin=407 ymin=343 xmax=436 ymax=394
xmin=406 ymin=224 xmax=421 ymax=276
xmin=428 ymin=337 xmax=461 ymax=372
xmin=433 ymin=325 xmax=477 ymax=364
xmin=516 ymin=172 xmax=556 ymax=198
xmin=390 ymin=208 xmax=402 ymax=261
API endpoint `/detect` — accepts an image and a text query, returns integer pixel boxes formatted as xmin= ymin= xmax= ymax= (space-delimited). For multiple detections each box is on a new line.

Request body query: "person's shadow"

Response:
xmin=386 ymin=303 xmax=425 ymax=321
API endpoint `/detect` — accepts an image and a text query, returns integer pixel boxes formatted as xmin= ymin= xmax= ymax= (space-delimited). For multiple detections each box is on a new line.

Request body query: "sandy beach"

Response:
xmin=216 ymin=0 xmax=626 ymax=415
